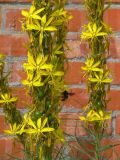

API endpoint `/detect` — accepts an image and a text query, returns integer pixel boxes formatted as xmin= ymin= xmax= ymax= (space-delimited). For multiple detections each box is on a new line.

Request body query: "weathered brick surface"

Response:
xmin=0 ymin=34 xmax=28 ymax=56
xmin=0 ymin=115 xmax=9 ymax=134
xmin=115 ymin=114 xmax=120 ymax=135
xmin=5 ymin=9 xmax=22 ymax=32
xmin=11 ymin=87 xmax=32 ymax=108
xmin=66 ymin=36 xmax=120 ymax=59
xmin=0 ymin=0 xmax=120 ymax=159
xmin=0 ymin=138 xmax=23 ymax=160
xmin=4 ymin=8 xmax=120 ymax=32
xmin=59 ymin=113 xmax=87 ymax=136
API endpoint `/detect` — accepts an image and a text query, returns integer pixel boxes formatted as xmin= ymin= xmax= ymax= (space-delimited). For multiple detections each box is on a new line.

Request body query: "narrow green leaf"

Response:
xmin=44 ymin=26 xmax=57 ymax=31
xmin=41 ymin=127 xmax=54 ymax=133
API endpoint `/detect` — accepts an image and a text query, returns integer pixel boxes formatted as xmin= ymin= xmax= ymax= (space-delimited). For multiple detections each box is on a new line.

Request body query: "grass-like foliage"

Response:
xmin=80 ymin=0 xmax=112 ymax=130
xmin=0 ymin=53 xmax=22 ymax=129
xmin=77 ymin=0 xmax=118 ymax=159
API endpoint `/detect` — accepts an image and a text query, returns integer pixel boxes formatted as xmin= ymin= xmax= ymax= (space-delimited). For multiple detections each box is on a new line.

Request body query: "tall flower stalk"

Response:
xmin=79 ymin=0 xmax=113 ymax=159
xmin=0 ymin=53 xmax=22 ymax=130
xmin=20 ymin=0 xmax=71 ymax=159
xmin=80 ymin=0 xmax=112 ymax=132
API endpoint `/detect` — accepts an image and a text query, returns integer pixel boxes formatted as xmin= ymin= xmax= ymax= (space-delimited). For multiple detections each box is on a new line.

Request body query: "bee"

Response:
xmin=61 ymin=91 xmax=74 ymax=101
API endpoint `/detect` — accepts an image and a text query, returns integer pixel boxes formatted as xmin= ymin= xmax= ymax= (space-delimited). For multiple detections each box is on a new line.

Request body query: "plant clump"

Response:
xmin=78 ymin=0 xmax=115 ymax=159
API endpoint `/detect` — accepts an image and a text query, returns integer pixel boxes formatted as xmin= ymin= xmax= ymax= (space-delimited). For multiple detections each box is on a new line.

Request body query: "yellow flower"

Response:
xmin=88 ymin=71 xmax=112 ymax=84
xmin=79 ymin=109 xmax=111 ymax=122
xmin=22 ymin=52 xmax=54 ymax=87
xmin=81 ymin=57 xmax=103 ymax=73
xmin=0 ymin=53 xmax=5 ymax=71
xmin=0 ymin=93 xmax=17 ymax=104
xmin=4 ymin=123 xmax=21 ymax=135
xmin=22 ymin=5 xmax=44 ymax=21
xmin=81 ymin=23 xmax=107 ymax=40
xmin=25 ymin=117 xmax=54 ymax=135
xmin=0 ymin=53 xmax=5 ymax=61
xmin=22 ymin=71 xmax=44 ymax=87
xmin=23 ymin=52 xmax=53 ymax=73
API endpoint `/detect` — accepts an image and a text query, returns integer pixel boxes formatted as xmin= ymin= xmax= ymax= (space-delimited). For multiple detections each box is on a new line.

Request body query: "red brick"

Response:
xmin=66 ymin=40 xmax=89 ymax=58
xmin=6 ymin=9 xmax=22 ymax=31
xmin=68 ymin=9 xmax=87 ymax=32
xmin=68 ymin=140 xmax=94 ymax=159
xmin=5 ymin=8 xmax=86 ymax=32
xmin=101 ymin=138 xmax=113 ymax=159
xmin=113 ymin=145 xmax=120 ymax=159
xmin=63 ymin=88 xmax=120 ymax=111
xmin=108 ymin=90 xmax=120 ymax=110
xmin=0 ymin=115 xmax=9 ymax=134
xmin=10 ymin=61 xmax=85 ymax=85
xmin=109 ymin=36 xmax=120 ymax=59
xmin=11 ymin=87 xmax=32 ymax=109
xmin=59 ymin=112 xmax=86 ymax=136
xmin=1 ymin=0 xmax=120 ymax=158
xmin=67 ymin=138 xmax=120 ymax=160
xmin=111 ymin=138 xmax=120 ymax=160
xmin=100 ymin=138 xmax=119 ymax=159
xmin=108 ymin=62 xmax=120 ymax=85
xmin=7 ymin=60 xmax=120 ymax=110
xmin=115 ymin=114 xmax=120 ymax=135
xmin=65 ymin=62 xmax=85 ymax=84
xmin=9 ymin=60 xmax=83 ymax=85
xmin=102 ymin=137 xmax=120 ymax=160
xmin=5 ymin=8 xmax=120 ymax=33
xmin=0 ymin=34 xmax=28 ymax=56
xmin=0 ymin=138 xmax=23 ymax=160
xmin=66 ymin=36 xmax=120 ymax=59
xmin=64 ymin=88 xmax=88 ymax=109
xmin=9 ymin=60 xmax=85 ymax=88
xmin=9 ymin=60 xmax=26 ymax=84
xmin=104 ymin=9 xmax=120 ymax=32
xmin=68 ymin=8 xmax=120 ymax=32
xmin=59 ymin=112 xmax=111 ymax=136
xmin=59 ymin=112 xmax=80 ymax=120
xmin=65 ymin=62 xmax=120 ymax=85
xmin=66 ymin=33 xmax=80 ymax=40
xmin=105 ymin=119 xmax=112 ymax=135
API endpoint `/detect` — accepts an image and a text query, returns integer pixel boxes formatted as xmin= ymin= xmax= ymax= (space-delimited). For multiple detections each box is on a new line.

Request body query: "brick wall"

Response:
xmin=0 ymin=0 xmax=120 ymax=159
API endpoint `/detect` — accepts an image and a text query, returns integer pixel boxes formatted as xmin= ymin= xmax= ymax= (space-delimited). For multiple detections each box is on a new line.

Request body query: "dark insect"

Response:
xmin=61 ymin=91 xmax=75 ymax=101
